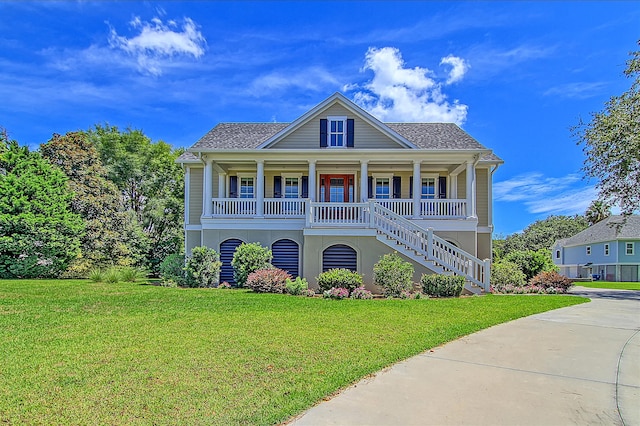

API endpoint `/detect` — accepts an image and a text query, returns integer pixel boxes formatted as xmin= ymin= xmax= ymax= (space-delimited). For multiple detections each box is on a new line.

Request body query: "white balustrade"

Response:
xmin=420 ymin=199 xmax=467 ymax=218
xmin=263 ymin=198 xmax=305 ymax=217
xmin=371 ymin=199 xmax=413 ymax=217
xmin=308 ymin=202 xmax=369 ymax=226
xmin=211 ymin=198 xmax=257 ymax=216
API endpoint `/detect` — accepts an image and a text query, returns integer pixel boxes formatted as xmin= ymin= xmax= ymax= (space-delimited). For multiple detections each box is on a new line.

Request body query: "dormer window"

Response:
xmin=328 ymin=116 xmax=346 ymax=147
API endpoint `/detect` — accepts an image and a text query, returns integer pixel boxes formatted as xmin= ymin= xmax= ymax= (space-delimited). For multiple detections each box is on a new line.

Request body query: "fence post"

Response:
xmin=426 ymin=228 xmax=433 ymax=260
xmin=305 ymin=200 xmax=311 ymax=228
xmin=369 ymin=201 xmax=376 ymax=228
xmin=483 ymin=258 xmax=491 ymax=292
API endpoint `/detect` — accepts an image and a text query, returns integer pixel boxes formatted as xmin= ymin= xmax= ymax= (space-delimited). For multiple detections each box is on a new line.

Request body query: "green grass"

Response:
xmin=576 ymin=281 xmax=640 ymax=290
xmin=0 ymin=280 xmax=587 ymax=425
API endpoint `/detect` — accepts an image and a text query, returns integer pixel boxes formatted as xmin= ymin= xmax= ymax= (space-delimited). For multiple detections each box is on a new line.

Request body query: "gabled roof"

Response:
xmin=191 ymin=123 xmax=289 ymax=150
xmin=559 ymin=215 xmax=640 ymax=247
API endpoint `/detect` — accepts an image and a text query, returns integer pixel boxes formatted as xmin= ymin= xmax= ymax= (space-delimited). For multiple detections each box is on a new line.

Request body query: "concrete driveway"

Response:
xmin=290 ymin=287 xmax=640 ymax=425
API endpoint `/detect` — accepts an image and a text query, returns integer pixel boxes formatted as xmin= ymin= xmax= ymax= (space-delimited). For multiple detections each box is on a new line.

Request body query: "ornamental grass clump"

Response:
xmin=246 ymin=268 xmax=291 ymax=293
xmin=323 ymin=287 xmax=350 ymax=299
xmin=317 ymin=268 xmax=363 ymax=293
xmin=231 ymin=242 xmax=272 ymax=287
xmin=373 ymin=252 xmax=414 ymax=297
xmin=421 ymin=274 xmax=465 ymax=297
xmin=350 ymin=286 xmax=373 ymax=300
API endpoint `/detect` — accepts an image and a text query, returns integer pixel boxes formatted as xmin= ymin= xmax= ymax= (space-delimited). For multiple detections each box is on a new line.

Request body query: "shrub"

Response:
xmin=89 ymin=268 xmax=103 ymax=283
xmin=302 ymin=288 xmax=316 ymax=297
xmin=285 ymin=276 xmax=309 ymax=295
xmin=119 ymin=266 xmax=145 ymax=283
xmin=104 ymin=267 xmax=121 ymax=284
xmin=490 ymin=260 xmax=527 ymax=293
xmin=231 ymin=242 xmax=272 ymax=287
xmin=420 ymin=274 xmax=465 ymax=297
xmin=503 ymin=249 xmax=558 ymax=280
xmin=350 ymin=286 xmax=373 ymax=300
xmin=218 ymin=281 xmax=232 ymax=289
xmin=159 ymin=253 xmax=186 ymax=286
xmin=529 ymin=271 xmax=573 ymax=294
xmin=246 ymin=268 xmax=291 ymax=293
xmin=323 ymin=287 xmax=350 ymax=299
xmin=184 ymin=246 xmax=222 ymax=288
xmin=317 ymin=268 xmax=363 ymax=293
xmin=373 ymin=252 xmax=414 ymax=297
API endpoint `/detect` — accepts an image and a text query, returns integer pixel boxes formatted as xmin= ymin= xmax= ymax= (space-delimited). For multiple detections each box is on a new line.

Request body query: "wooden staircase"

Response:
xmin=370 ymin=203 xmax=490 ymax=294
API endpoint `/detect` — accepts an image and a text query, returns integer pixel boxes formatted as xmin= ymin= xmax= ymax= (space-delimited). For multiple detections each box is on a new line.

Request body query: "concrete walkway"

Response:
xmin=291 ymin=287 xmax=640 ymax=425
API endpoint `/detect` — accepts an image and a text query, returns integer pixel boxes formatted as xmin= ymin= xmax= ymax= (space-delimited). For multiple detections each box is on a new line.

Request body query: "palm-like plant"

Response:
xmin=585 ymin=200 xmax=611 ymax=225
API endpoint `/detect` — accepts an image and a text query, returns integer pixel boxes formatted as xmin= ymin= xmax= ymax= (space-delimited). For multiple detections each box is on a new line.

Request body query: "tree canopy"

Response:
xmin=0 ymin=135 xmax=84 ymax=278
xmin=573 ymin=42 xmax=640 ymax=216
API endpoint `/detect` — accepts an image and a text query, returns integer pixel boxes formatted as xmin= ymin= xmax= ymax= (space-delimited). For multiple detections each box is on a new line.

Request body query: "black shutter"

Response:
xmin=409 ymin=176 xmax=413 ymax=199
xmin=274 ymin=176 xmax=282 ymax=198
xmin=346 ymin=119 xmax=354 ymax=147
xmin=438 ymin=176 xmax=447 ymax=199
xmin=320 ymin=119 xmax=328 ymax=147
xmin=301 ymin=176 xmax=309 ymax=198
xmin=393 ymin=176 xmax=402 ymax=199
xmin=229 ymin=176 xmax=238 ymax=198
xmin=367 ymin=177 xmax=373 ymax=199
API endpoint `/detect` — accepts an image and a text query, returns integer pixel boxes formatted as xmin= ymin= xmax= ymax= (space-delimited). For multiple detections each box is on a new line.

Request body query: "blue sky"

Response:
xmin=1 ymin=1 xmax=638 ymax=235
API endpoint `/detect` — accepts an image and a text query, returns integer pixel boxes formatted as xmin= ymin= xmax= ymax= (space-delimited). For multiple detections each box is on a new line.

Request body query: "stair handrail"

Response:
xmin=371 ymin=202 xmax=489 ymax=290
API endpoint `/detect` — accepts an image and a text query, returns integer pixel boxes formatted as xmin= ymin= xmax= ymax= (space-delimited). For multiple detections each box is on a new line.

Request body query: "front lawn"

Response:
xmin=0 ymin=280 xmax=586 ymax=425
xmin=576 ymin=281 xmax=640 ymax=291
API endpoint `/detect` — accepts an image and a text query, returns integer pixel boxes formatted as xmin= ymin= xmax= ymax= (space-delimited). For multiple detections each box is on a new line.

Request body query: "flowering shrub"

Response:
xmin=302 ymin=288 xmax=316 ymax=297
xmin=398 ymin=290 xmax=422 ymax=299
xmin=373 ymin=252 xmax=414 ymax=297
xmin=490 ymin=260 xmax=527 ymax=293
xmin=317 ymin=268 xmax=363 ymax=293
xmin=529 ymin=271 xmax=573 ymax=294
xmin=350 ymin=286 xmax=373 ymax=300
xmin=246 ymin=268 xmax=291 ymax=293
xmin=231 ymin=242 xmax=272 ymax=287
xmin=421 ymin=274 xmax=465 ymax=297
xmin=218 ymin=281 xmax=232 ymax=289
xmin=285 ymin=276 xmax=309 ymax=295
xmin=323 ymin=287 xmax=350 ymax=299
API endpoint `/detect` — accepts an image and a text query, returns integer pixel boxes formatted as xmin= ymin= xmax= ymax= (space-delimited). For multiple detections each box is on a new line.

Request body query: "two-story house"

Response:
xmin=553 ymin=215 xmax=640 ymax=282
xmin=177 ymin=93 xmax=503 ymax=293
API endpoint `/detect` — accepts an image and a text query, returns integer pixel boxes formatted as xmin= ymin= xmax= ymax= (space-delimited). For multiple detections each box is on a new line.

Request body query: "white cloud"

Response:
xmin=349 ymin=47 xmax=468 ymax=124
xmin=494 ymin=172 xmax=597 ymax=215
xmin=543 ymin=82 xmax=607 ymax=99
xmin=440 ymin=55 xmax=469 ymax=84
xmin=108 ymin=16 xmax=206 ymax=76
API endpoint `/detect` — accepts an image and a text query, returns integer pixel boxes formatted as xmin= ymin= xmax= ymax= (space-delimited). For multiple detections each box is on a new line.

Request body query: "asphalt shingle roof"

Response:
xmin=561 ymin=215 xmax=640 ymax=246
xmin=187 ymin=121 xmax=502 ymax=161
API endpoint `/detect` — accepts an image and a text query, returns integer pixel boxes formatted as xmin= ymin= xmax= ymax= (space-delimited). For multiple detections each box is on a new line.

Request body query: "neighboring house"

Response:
xmin=177 ymin=93 xmax=503 ymax=293
xmin=552 ymin=215 xmax=640 ymax=282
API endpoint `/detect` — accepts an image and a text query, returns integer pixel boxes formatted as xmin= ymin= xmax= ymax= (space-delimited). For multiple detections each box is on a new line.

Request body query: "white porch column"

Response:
xmin=308 ymin=160 xmax=316 ymax=201
xmin=203 ymin=158 xmax=213 ymax=217
xmin=412 ymin=160 xmax=421 ymax=218
xmin=466 ymin=161 xmax=477 ymax=218
xmin=184 ymin=166 xmax=191 ymax=224
xmin=256 ymin=160 xmax=264 ymax=217
xmin=451 ymin=174 xmax=458 ymax=199
xmin=360 ymin=160 xmax=369 ymax=202
xmin=218 ymin=172 xmax=226 ymax=199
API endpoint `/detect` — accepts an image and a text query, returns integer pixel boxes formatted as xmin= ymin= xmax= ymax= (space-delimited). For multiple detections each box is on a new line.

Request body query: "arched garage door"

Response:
xmin=220 ymin=239 xmax=243 ymax=286
xmin=272 ymin=239 xmax=299 ymax=278
xmin=322 ymin=244 xmax=357 ymax=272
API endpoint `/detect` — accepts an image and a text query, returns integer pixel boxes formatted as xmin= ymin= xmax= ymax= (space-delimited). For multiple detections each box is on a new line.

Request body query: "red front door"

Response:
xmin=319 ymin=174 xmax=354 ymax=202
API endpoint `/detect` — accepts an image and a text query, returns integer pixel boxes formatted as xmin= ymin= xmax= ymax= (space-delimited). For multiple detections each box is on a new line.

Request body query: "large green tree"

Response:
xmin=0 ymin=135 xmax=84 ymax=278
xmin=585 ymin=200 xmax=611 ymax=226
xmin=40 ymin=132 xmax=148 ymax=276
xmin=501 ymin=215 xmax=589 ymax=256
xmin=573 ymin=42 xmax=640 ymax=216
xmin=87 ymin=125 xmax=184 ymax=273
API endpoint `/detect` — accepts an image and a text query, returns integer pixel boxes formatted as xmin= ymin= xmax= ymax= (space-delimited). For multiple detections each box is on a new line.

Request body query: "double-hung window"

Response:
xmin=239 ymin=177 xmax=254 ymax=199
xmin=421 ymin=177 xmax=436 ymax=199
xmin=604 ymin=244 xmax=610 ymax=256
xmin=375 ymin=177 xmax=390 ymax=199
xmin=284 ymin=177 xmax=299 ymax=199
xmin=626 ymin=242 xmax=635 ymax=255
xmin=328 ymin=116 xmax=346 ymax=148
xmin=586 ymin=246 xmax=591 ymax=255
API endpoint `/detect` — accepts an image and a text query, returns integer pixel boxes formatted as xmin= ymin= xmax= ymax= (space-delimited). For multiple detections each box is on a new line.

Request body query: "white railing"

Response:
xmin=264 ymin=198 xmax=305 ymax=217
xmin=307 ymin=202 xmax=369 ymax=227
xmin=371 ymin=199 xmax=413 ymax=217
xmin=371 ymin=203 xmax=489 ymax=291
xmin=420 ymin=199 xmax=467 ymax=218
xmin=212 ymin=198 xmax=257 ymax=216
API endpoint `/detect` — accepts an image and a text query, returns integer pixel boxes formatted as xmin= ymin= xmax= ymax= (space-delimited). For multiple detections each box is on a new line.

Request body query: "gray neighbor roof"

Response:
xmin=178 ymin=122 xmax=502 ymax=163
xmin=560 ymin=215 xmax=640 ymax=247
